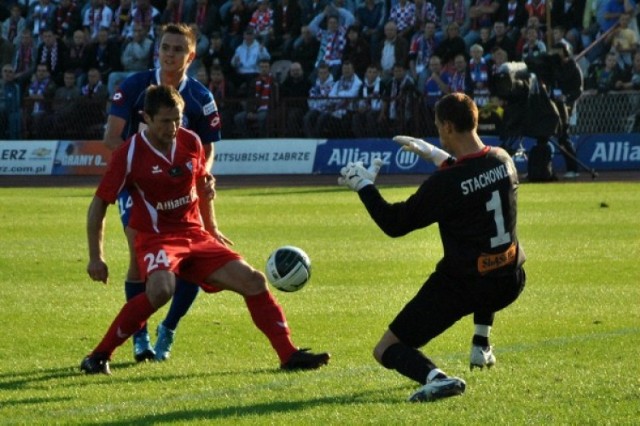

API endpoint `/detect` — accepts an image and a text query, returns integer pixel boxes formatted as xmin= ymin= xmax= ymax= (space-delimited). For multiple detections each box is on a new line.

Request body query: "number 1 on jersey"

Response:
xmin=486 ymin=190 xmax=511 ymax=248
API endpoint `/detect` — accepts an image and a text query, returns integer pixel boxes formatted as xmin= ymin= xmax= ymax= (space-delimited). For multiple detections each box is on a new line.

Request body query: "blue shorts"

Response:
xmin=117 ymin=189 xmax=133 ymax=228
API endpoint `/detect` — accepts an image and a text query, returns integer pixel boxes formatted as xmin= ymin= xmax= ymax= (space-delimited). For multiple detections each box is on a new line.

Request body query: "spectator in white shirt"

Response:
xmin=317 ymin=59 xmax=362 ymax=136
xmin=231 ymin=27 xmax=271 ymax=91
xmin=303 ymin=61 xmax=335 ymax=137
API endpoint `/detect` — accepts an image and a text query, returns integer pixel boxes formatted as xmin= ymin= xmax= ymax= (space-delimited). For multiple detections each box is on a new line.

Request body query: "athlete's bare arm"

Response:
xmin=203 ymin=141 xmax=214 ymax=172
xmin=201 ymin=141 xmax=217 ymax=200
xmin=86 ymin=196 xmax=110 ymax=284
xmin=104 ymin=115 xmax=127 ymax=151
xmin=197 ymin=175 xmax=233 ymax=246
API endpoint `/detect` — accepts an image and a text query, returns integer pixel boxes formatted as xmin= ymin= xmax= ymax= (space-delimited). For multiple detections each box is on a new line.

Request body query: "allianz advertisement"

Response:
xmin=313 ymin=138 xmax=439 ymax=174
xmin=312 ymin=135 xmax=640 ymax=174
xmin=1 ymin=135 xmax=639 ymax=175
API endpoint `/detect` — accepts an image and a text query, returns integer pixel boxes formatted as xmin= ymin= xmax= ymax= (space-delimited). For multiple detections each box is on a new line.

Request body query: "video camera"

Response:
xmin=493 ymin=61 xmax=560 ymax=140
xmin=492 ymin=62 xmax=531 ymax=101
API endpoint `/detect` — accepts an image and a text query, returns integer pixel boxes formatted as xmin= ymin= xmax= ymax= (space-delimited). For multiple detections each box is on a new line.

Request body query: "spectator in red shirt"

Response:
xmin=234 ymin=58 xmax=275 ymax=137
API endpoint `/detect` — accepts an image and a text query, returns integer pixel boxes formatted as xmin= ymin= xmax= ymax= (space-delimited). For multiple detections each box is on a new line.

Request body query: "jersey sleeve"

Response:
xmin=195 ymin=89 xmax=222 ymax=144
xmin=358 ymin=175 xmax=448 ymax=238
xmin=108 ymin=75 xmax=138 ymax=121
xmin=95 ymin=142 xmax=131 ymax=203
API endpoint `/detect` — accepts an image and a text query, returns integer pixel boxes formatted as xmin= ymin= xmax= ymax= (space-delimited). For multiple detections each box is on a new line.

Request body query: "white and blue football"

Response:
xmin=265 ymin=246 xmax=311 ymax=292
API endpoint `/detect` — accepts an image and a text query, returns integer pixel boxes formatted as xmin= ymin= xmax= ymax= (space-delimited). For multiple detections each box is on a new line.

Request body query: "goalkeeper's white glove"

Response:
xmin=338 ymin=158 xmax=383 ymax=191
xmin=393 ymin=135 xmax=454 ymax=166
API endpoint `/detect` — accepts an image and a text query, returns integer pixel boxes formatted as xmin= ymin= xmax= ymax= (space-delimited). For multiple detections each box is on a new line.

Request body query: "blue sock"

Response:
xmin=162 ymin=278 xmax=200 ymax=331
xmin=125 ymin=280 xmax=148 ymax=337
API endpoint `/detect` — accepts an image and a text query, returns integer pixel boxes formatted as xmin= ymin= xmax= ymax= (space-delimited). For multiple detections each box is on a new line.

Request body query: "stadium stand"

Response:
xmin=1 ymin=0 xmax=639 ymax=140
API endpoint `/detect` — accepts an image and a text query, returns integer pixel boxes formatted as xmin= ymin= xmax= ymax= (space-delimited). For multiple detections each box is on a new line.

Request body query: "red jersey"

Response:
xmin=96 ymin=128 xmax=207 ymax=234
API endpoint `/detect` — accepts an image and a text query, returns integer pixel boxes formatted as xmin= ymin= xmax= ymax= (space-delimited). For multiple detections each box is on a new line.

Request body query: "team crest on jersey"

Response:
xmin=210 ymin=114 xmax=220 ymax=129
xmin=203 ymin=100 xmax=217 ymax=115
xmin=112 ymin=90 xmax=125 ymax=106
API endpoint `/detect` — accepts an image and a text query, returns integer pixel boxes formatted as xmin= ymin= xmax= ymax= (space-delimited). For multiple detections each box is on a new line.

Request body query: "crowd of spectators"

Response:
xmin=1 ymin=0 xmax=640 ymax=140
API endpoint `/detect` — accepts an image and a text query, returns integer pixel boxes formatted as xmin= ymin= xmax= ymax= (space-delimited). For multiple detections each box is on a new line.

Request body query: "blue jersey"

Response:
xmin=110 ymin=69 xmax=222 ymax=143
xmin=110 ymin=69 xmax=221 ymax=227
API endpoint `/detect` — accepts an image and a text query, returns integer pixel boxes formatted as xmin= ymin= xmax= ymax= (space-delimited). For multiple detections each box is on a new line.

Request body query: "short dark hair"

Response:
xmin=161 ymin=23 xmax=196 ymax=52
xmin=144 ymin=85 xmax=185 ymax=118
xmin=435 ymin=93 xmax=478 ymax=133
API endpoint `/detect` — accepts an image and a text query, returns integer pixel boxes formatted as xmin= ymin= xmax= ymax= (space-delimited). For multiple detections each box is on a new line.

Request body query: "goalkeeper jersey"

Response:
xmin=358 ymin=146 xmax=525 ymax=279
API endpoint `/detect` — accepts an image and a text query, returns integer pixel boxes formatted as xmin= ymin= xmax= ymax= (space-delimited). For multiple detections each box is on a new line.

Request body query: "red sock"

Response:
xmin=91 ymin=293 xmax=157 ymax=359
xmin=245 ymin=291 xmax=297 ymax=364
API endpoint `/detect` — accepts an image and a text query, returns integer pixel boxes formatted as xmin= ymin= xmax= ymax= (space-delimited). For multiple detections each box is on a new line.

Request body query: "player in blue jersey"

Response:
xmin=102 ymin=23 xmax=230 ymax=362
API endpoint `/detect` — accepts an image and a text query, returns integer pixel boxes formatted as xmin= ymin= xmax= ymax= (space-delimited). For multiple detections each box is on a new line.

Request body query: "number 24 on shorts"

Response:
xmin=144 ymin=249 xmax=170 ymax=272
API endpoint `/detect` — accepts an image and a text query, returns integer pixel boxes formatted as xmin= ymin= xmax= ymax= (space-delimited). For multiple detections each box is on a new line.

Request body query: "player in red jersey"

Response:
xmin=339 ymin=93 xmax=525 ymax=402
xmin=81 ymin=85 xmax=330 ymax=374
xmin=104 ymin=23 xmax=225 ymax=363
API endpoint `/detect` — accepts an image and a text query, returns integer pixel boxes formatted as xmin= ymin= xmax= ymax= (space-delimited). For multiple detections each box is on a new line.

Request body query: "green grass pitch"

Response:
xmin=0 ymin=181 xmax=639 ymax=424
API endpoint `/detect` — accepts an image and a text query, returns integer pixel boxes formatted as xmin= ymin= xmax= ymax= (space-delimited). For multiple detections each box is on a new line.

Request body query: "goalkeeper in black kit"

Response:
xmin=339 ymin=93 xmax=526 ymax=402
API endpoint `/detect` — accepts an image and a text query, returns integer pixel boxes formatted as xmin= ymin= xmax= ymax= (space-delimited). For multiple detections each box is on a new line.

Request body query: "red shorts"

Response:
xmin=134 ymin=228 xmax=243 ymax=293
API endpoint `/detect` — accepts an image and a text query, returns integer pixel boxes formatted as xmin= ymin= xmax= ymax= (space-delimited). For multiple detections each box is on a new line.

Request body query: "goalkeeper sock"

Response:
xmin=91 ymin=293 xmax=157 ymax=358
xmin=245 ymin=291 xmax=297 ymax=364
xmin=125 ymin=280 xmax=149 ymax=337
xmin=162 ymin=277 xmax=200 ymax=331
xmin=472 ymin=324 xmax=491 ymax=347
xmin=380 ymin=343 xmax=438 ymax=385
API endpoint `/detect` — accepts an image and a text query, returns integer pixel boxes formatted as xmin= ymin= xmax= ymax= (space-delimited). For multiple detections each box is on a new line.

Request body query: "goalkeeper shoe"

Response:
xmin=408 ymin=376 xmax=466 ymax=402
xmin=154 ymin=324 xmax=176 ymax=361
xmin=470 ymin=345 xmax=496 ymax=370
xmin=80 ymin=355 xmax=111 ymax=375
xmin=133 ymin=331 xmax=156 ymax=362
xmin=281 ymin=348 xmax=330 ymax=370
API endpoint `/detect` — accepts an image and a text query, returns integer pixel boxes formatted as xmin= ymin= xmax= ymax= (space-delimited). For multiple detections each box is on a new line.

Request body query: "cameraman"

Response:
xmin=547 ymin=43 xmax=583 ymax=178
xmin=493 ymin=61 xmax=560 ymax=181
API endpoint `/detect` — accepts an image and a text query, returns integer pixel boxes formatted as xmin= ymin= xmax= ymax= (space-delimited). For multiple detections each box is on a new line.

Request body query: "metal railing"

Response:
xmin=4 ymin=91 xmax=639 ymax=141
xmin=570 ymin=91 xmax=640 ymax=134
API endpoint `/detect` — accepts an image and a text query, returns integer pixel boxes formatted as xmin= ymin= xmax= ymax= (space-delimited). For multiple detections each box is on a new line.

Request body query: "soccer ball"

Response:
xmin=265 ymin=246 xmax=311 ymax=292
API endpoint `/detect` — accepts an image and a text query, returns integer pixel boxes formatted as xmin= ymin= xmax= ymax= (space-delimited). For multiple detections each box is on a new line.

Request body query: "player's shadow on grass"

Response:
xmin=0 ymin=362 xmax=278 ymax=393
xmin=101 ymin=389 xmax=408 ymax=424
xmin=2 ymin=395 xmax=74 ymax=408
xmin=0 ymin=367 xmax=79 ymax=391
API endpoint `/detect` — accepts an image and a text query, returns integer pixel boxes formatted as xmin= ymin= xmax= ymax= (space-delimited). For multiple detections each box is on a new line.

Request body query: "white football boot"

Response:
xmin=408 ymin=376 xmax=466 ymax=402
xmin=469 ymin=345 xmax=496 ymax=370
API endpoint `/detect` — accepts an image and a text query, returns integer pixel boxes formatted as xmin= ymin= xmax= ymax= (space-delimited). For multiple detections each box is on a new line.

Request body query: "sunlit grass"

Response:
xmin=0 ymin=182 xmax=638 ymax=424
